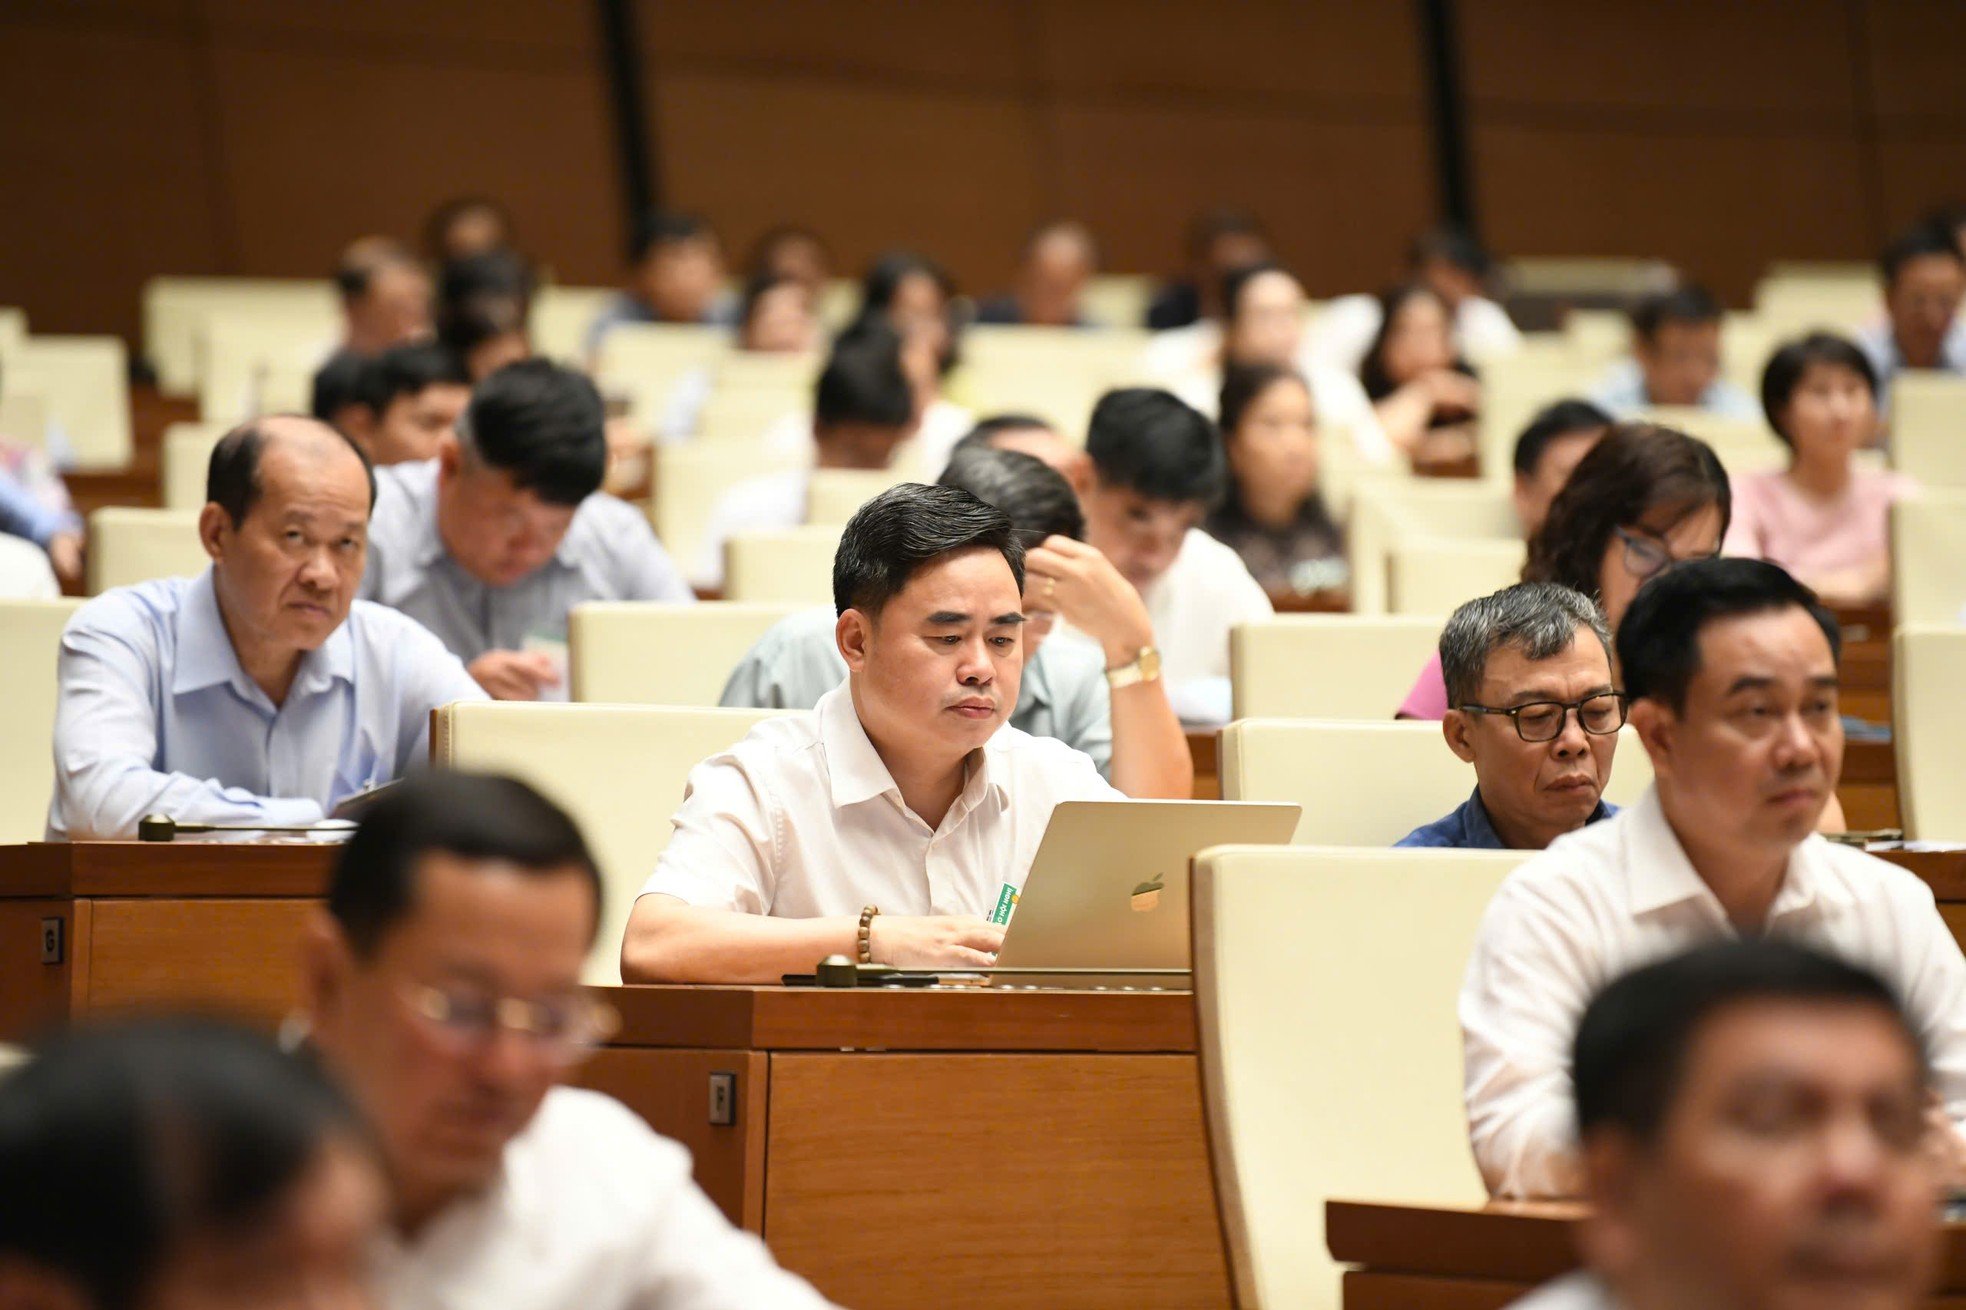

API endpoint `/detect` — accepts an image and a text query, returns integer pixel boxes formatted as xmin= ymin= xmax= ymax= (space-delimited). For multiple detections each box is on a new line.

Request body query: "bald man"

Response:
xmin=48 ymin=417 xmax=484 ymax=839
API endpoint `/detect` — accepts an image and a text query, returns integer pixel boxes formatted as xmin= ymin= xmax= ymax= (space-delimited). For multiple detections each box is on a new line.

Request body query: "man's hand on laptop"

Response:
xmin=868 ymin=916 xmax=1005 ymax=969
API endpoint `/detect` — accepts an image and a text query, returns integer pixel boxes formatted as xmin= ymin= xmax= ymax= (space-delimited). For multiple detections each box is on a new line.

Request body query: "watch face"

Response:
xmin=1139 ymin=647 xmax=1162 ymax=680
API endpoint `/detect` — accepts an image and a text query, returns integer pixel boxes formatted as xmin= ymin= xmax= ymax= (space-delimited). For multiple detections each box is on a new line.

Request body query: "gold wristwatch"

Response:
xmin=1105 ymin=645 xmax=1162 ymax=690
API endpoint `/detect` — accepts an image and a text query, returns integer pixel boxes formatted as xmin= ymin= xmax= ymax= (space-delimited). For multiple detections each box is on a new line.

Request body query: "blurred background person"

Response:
xmin=744 ymin=224 xmax=834 ymax=305
xmin=1146 ymin=208 xmax=1272 ymax=331
xmin=422 ymin=195 xmax=515 ymax=265
xmin=334 ymin=235 xmax=432 ymax=358
xmin=1859 ymin=220 xmax=1966 ymax=399
xmin=1359 ymin=282 xmax=1481 ymax=466
xmin=976 ymin=220 xmax=1100 ymax=327
xmin=1312 ymin=225 xmax=1522 ymax=371
xmin=1592 ymin=285 xmax=1757 ymax=419
xmin=1205 ymin=361 xmax=1346 ymax=598
xmin=585 ymin=211 xmax=733 ymax=356
xmin=1511 ymin=399 xmax=1614 ymax=538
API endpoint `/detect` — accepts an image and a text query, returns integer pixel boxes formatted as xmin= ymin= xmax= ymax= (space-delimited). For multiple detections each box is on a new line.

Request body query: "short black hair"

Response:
xmin=1630 ymin=285 xmax=1723 ymax=343
xmin=939 ymin=444 xmax=1084 ymax=543
xmin=1574 ymin=940 xmax=1922 ymax=1148
xmin=460 ymin=358 xmax=606 ymax=505
xmin=437 ymin=249 xmax=535 ymax=308
xmin=310 ymin=348 xmax=368 ymax=423
xmin=207 ymin=416 xmax=376 ymax=527
xmin=1512 ymin=398 xmax=1614 ymax=478
xmin=1759 ymin=332 xmax=1878 ymax=447
xmin=854 ymin=249 xmax=960 ymax=374
xmin=1617 ymin=557 xmax=1841 ymax=713
xmin=813 ymin=328 xmax=915 ymax=432
xmin=1085 ymin=387 xmax=1226 ymax=507
xmin=0 ymin=1016 xmax=367 ymax=1310
xmin=952 ymin=413 xmax=1058 ymax=453
xmin=355 ymin=342 xmax=470 ymax=416
xmin=1880 ymin=219 xmax=1965 ymax=286
xmin=832 ymin=482 xmax=1025 ymax=617
xmin=327 ymin=771 xmax=603 ymax=957
xmin=436 ymin=290 xmax=530 ymax=367
xmin=632 ymin=210 xmax=715 ymax=263
xmin=1409 ymin=225 xmax=1492 ymax=278
xmin=1219 ymin=361 xmax=1312 ymax=438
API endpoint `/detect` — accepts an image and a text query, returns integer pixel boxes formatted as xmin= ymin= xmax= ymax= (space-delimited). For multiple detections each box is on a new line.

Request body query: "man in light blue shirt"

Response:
xmin=1855 ymin=220 xmax=1966 ymax=405
xmin=359 ymin=360 xmax=692 ymax=700
xmin=48 ymin=416 xmax=484 ymax=839
xmin=1590 ymin=286 xmax=1759 ymax=422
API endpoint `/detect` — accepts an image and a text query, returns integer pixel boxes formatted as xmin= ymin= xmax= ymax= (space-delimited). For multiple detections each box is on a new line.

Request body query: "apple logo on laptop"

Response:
xmin=1130 ymin=876 xmax=1164 ymax=913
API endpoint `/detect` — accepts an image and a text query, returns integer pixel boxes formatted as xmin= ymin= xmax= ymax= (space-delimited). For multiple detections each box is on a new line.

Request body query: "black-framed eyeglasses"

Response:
xmin=1613 ymin=526 xmax=1721 ymax=581
xmin=1458 ymin=692 xmax=1628 ymax=743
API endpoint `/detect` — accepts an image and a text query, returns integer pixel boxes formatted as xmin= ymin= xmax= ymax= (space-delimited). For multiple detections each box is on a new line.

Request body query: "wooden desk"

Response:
xmin=1188 ymin=729 xmax=1221 ymax=799
xmin=1328 ymin=1199 xmax=1966 ymax=1308
xmin=0 ymin=841 xmax=330 ymax=1039
xmin=580 ymin=985 xmax=1231 ymax=1310
xmin=1845 ymin=737 xmax=1902 ymax=831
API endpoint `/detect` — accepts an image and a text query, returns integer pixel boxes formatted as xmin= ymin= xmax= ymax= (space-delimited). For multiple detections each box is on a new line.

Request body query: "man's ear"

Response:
xmin=1628 ymin=697 xmax=1674 ymax=782
xmin=1575 ymin=1131 xmax=1646 ymax=1283
xmin=1442 ymin=709 xmax=1478 ymax=765
xmin=196 ymin=502 xmax=229 ymax=563
xmin=837 ymin=608 xmax=873 ymax=673
xmin=298 ymin=908 xmax=357 ymax=1039
xmin=436 ymin=431 xmax=463 ymax=481
xmin=341 ymin=403 xmax=378 ymax=454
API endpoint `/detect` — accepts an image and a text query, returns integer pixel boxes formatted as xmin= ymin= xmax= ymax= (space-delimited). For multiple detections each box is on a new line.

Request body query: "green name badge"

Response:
xmin=990 ymin=882 xmax=1019 ymax=926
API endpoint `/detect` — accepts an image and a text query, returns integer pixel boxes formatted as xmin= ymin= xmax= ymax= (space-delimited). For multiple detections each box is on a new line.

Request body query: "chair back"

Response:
xmin=1231 ymin=616 xmax=1444 ymax=720
xmin=724 ymin=525 xmax=844 ymax=604
xmin=1387 ymin=538 xmax=1525 ymax=617
xmin=1895 ymin=625 xmax=1966 ymax=843
xmin=1892 ymin=372 xmax=1966 ymax=487
xmin=88 ymin=508 xmax=206 ymax=594
xmin=1892 ymin=491 xmax=1966 ymax=625
xmin=570 ymin=601 xmax=802 ymax=706
xmin=0 ymin=599 xmax=84 ymax=842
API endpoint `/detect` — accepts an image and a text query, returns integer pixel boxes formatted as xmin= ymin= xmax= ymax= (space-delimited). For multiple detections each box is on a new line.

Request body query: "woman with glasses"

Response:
xmin=1722 ymin=332 xmax=1911 ymax=608
xmin=1398 ymin=422 xmax=1730 ymax=720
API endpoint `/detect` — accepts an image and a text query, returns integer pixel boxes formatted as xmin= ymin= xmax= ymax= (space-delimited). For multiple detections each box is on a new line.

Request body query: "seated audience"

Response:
xmin=1511 ymin=399 xmax=1613 ymax=537
xmin=436 ymin=249 xmax=536 ymax=382
xmin=300 ymin=772 xmax=836 ymax=1307
xmin=947 ymin=411 xmax=1092 ymax=493
xmin=1461 ymin=558 xmax=1966 ymax=1199
xmin=1174 ymin=261 xmax=1395 ymax=465
xmin=1399 ymin=583 xmax=1621 ymax=850
xmin=976 ymin=220 xmax=1099 ymax=327
xmin=0 ymin=1017 xmax=386 ymax=1310
xmin=334 ymin=235 xmax=432 ymax=357
xmin=585 ymin=211 xmax=733 ymax=355
xmin=696 ymin=329 xmax=917 ymax=589
xmin=310 ymin=346 xmax=371 ymax=434
xmin=745 ymin=224 xmax=833 ymax=302
xmin=1311 ymin=226 xmax=1523 ymax=371
xmin=1857 ymin=220 xmax=1966 ymax=397
xmin=723 ymin=442 xmax=1190 ymax=797
xmin=1725 ymin=332 xmax=1910 ymax=606
xmin=1400 ymin=422 xmax=1728 ymax=718
xmin=739 ymin=269 xmax=820 ymax=355
xmin=623 ymin=484 xmax=1122 ymax=983
xmin=0 ymin=446 xmax=83 ymax=589
xmin=1510 ymin=940 xmax=1943 ymax=1310
xmin=1591 ymin=285 xmax=1758 ymax=420
xmin=1079 ymin=387 xmax=1272 ymax=724
xmin=423 ymin=194 xmax=515 ymax=264
xmin=340 ymin=342 xmax=471 ymax=466
xmin=48 ymin=416 xmax=482 ymax=838
xmin=1359 ymin=282 xmax=1481 ymax=464
xmin=1205 ymin=361 xmax=1347 ymax=596
xmin=361 ymin=360 xmax=691 ymax=700
xmin=1146 ymin=208 xmax=1271 ymax=331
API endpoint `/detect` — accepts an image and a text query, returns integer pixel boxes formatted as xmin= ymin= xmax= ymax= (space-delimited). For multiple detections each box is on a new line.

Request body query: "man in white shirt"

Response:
xmin=624 ymin=482 xmax=1122 ymax=983
xmin=1462 ymin=557 xmax=1966 ymax=1199
xmin=1078 ymin=388 xmax=1272 ymax=724
xmin=1507 ymin=940 xmax=1942 ymax=1310
xmin=300 ymin=772 xmax=835 ymax=1310
xmin=360 ymin=360 xmax=693 ymax=700
xmin=693 ymin=329 xmax=917 ymax=590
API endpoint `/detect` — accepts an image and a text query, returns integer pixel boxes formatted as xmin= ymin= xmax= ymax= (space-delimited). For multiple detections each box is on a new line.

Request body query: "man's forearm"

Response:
xmin=621 ymin=901 xmax=860 ymax=984
xmin=1107 ymin=682 xmax=1193 ymax=799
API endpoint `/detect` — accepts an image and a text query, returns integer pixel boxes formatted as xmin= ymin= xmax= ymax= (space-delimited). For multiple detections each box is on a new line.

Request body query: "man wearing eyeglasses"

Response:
xmin=1399 ymin=582 xmax=1624 ymax=850
xmin=1461 ymin=558 xmax=1966 ymax=1200
xmin=298 ymin=771 xmax=835 ymax=1309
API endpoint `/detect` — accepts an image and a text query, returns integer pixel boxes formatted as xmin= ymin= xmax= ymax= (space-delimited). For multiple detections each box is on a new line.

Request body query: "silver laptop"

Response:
xmin=991 ymin=799 xmax=1301 ymax=973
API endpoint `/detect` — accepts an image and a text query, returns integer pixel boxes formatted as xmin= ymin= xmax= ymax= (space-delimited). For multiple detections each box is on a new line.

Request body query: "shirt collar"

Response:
xmin=1623 ymin=785 xmax=1849 ymax=922
xmin=170 ymin=568 xmax=354 ymax=700
xmin=817 ymin=684 xmax=1010 ymax=814
xmin=1456 ymin=788 xmax=1508 ymax=849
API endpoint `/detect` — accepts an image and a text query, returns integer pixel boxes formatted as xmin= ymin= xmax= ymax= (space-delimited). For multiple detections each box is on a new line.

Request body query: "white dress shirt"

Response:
xmin=1462 ymin=786 xmax=1966 ymax=1199
xmin=371 ymin=1087 xmax=835 ymax=1310
xmin=48 ymin=569 xmax=485 ymax=839
xmin=1308 ymin=292 xmax=1525 ymax=372
xmin=0 ymin=532 xmax=57 ymax=599
xmin=1505 ymin=1273 xmax=1615 ymax=1309
xmin=691 ymin=468 xmax=807 ymax=590
xmin=640 ymin=683 xmax=1121 ymax=918
xmin=360 ymin=460 xmax=693 ymax=664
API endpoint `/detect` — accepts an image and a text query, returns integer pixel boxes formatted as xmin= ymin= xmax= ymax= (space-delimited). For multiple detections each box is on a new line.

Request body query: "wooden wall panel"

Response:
xmin=1862 ymin=0 xmax=1966 ymax=122
xmin=638 ymin=0 xmax=1025 ymax=90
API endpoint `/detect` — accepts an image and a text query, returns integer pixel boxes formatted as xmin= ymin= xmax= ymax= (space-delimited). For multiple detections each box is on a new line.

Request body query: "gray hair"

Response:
xmin=1439 ymin=582 xmax=1613 ymax=708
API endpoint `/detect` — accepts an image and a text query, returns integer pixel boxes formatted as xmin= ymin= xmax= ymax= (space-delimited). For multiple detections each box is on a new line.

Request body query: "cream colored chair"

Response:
xmin=723 ymin=525 xmax=842 ymax=604
xmin=1345 ymin=479 xmax=1520 ymax=615
xmin=696 ymin=389 xmax=805 ymax=444
xmin=431 ymin=702 xmax=783 ymax=984
xmin=805 ymin=467 xmax=912 ymax=526
xmin=1475 ymin=347 xmax=1599 ymax=489
xmin=715 ymin=351 xmax=820 ymax=393
xmin=530 ymin=285 xmax=618 ymax=364
xmin=197 ymin=316 xmax=331 ymax=425
xmin=569 ymin=601 xmax=801 ymax=707
xmin=9 ymin=337 xmax=131 ymax=469
xmin=1894 ymin=625 xmax=1966 ymax=843
xmin=1081 ymin=275 xmax=1154 ymax=329
xmin=648 ymin=445 xmax=803 ymax=584
xmin=161 ymin=422 xmax=228 ymax=510
xmin=0 ymin=389 xmax=47 ymax=451
xmin=1891 ymin=491 xmax=1966 ymax=625
xmin=0 ymin=306 xmax=26 ymax=358
xmin=1220 ymin=718 xmax=1653 ymax=845
xmin=1891 ymin=372 xmax=1966 ymax=487
xmin=1193 ymin=844 xmax=1527 ymax=1309
xmin=1388 ymin=538 xmax=1525 ymax=617
xmin=1752 ymin=274 xmax=1880 ymax=338
xmin=88 ymin=508 xmax=206 ymax=594
xmin=1231 ymin=615 xmax=1444 ymax=720
xmin=1721 ymin=312 xmax=1777 ymax=395
xmin=142 ymin=277 xmax=336 ymax=397
xmin=1562 ymin=309 xmax=1629 ymax=366
xmin=0 ymin=598 xmax=84 ymax=843
xmin=594 ymin=323 xmax=727 ymax=428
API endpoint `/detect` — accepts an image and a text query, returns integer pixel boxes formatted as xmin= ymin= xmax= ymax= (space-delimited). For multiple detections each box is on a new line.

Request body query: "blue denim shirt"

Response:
xmin=1396 ymin=786 xmax=1617 ymax=850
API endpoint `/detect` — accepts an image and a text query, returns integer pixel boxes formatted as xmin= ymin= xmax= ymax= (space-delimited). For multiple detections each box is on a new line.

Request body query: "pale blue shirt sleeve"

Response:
xmin=1034 ymin=642 xmax=1113 ymax=778
xmin=50 ymin=600 xmax=327 ymax=839
xmin=718 ymin=609 xmax=846 ymax=709
xmin=378 ymin=607 xmax=491 ymax=769
xmin=0 ymin=471 xmax=79 ymax=548
xmin=599 ymin=498 xmax=696 ymax=604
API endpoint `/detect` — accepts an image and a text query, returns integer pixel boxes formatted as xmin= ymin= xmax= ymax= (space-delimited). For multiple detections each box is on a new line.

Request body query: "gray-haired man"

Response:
xmin=1397 ymin=582 xmax=1623 ymax=850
